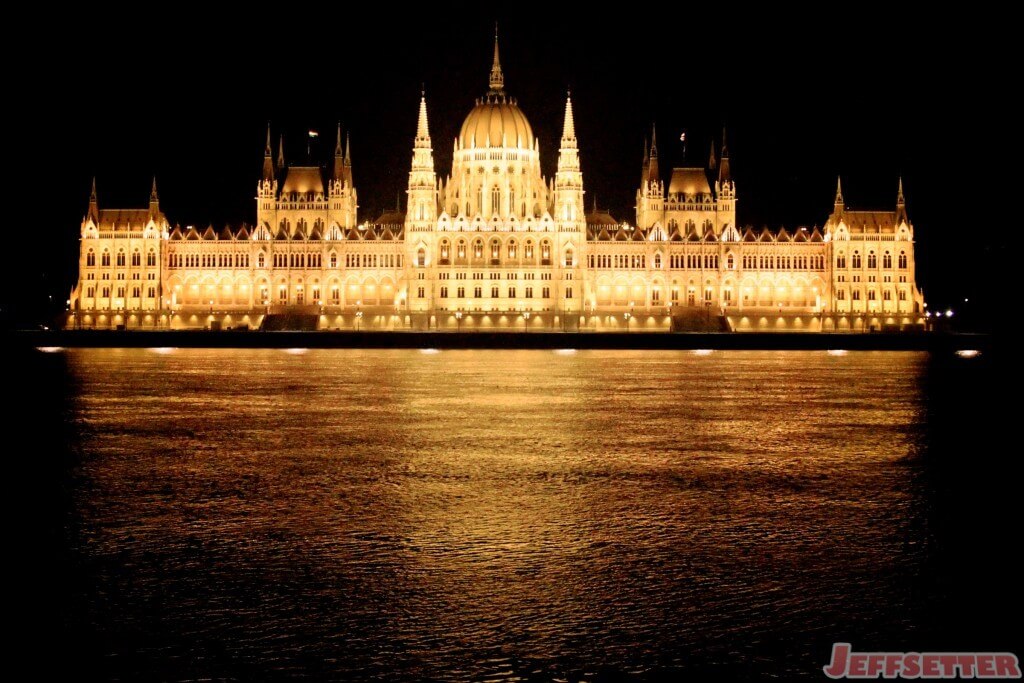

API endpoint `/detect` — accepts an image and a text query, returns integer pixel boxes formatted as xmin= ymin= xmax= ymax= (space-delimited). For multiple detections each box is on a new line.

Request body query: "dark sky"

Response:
xmin=8 ymin=9 xmax=1003 ymax=329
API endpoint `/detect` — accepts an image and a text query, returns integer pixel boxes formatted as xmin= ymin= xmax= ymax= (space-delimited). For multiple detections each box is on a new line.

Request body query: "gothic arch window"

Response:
xmin=852 ymin=251 xmax=862 ymax=269
xmin=836 ymin=251 xmax=846 ymax=269
xmin=417 ymin=248 xmax=426 ymax=267
xmin=473 ymin=239 xmax=483 ymax=258
xmin=541 ymin=240 xmax=551 ymax=262
xmin=654 ymin=253 xmax=662 ymax=269
xmin=564 ymin=247 xmax=574 ymax=267
xmin=257 ymin=252 xmax=266 ymax=269
xmin=457 ymin=240 xmax=466 ymax=259
xmin=440 ymin=239 xmax=450 ymax=263
xmin=329 ymin=252 xmax=337 ymax=269
xmin=898 ymin=251 xmax=907 ymax=269
xmin=131 ymin=250 xmax=141 ymax=267
xmin=867 ymin=251 xmax=877 ymax=269
xmin=883 ymin=251 xmax=892 ymax=269
xmin=508 ymin=239 xmax=517 ymax=259
xmin=668 ymin=219 xmax=678 ymax=232
xmin=524 ymin=240 xmax=534 ymax=260
xmin=726 ymin=253 xmax=734 ymax=269
xmin=116 ymin=250 xmax=126 ymax=267
xmin=490 ymin=239 xmax=500 ymax=260
xmin=491 ymin=186 xmax=501 ymax=216
xmin=86 ymin=249 xmax=95 ymax=267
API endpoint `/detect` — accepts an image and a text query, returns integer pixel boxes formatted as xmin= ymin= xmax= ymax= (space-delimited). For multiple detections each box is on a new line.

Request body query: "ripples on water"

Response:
xmin=21 ymin=349 xmax=1009 ymax=680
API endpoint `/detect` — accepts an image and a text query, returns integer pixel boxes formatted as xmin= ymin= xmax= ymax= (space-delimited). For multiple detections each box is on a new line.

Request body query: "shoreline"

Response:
xmin=8 ymin=330 xmax=991 ymax=352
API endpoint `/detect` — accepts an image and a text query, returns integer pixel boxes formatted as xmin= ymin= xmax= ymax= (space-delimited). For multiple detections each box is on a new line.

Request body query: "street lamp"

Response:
xmin=455 ymin=310 xmax=463 ymax=332
xmin=523 ymin=310 xmax=531 ymax=333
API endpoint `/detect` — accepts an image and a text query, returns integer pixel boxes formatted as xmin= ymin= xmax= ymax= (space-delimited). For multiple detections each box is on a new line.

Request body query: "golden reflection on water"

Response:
xmin=61 ymin=349 xmax=929 ymax=680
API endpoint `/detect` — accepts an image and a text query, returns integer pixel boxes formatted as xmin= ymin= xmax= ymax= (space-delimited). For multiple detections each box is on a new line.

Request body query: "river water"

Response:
xmin=16 ymin=348 xmax=1014 ymax=680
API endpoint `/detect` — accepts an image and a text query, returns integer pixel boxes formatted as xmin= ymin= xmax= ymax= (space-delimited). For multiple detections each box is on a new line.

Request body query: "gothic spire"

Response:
xmin=489 ymin=24 xmax=504 ymax=92
xmin=150 ymin=176 xmax=158 ymax=202
xmin=721 ymin=126 xmax=729 ymax=158
xmin=277 ymin=133 xmax=285 ymax=171
xmin=344 ymin=132 xmax=351 ymax=166
xmin=835 ymin=176 xmax=844 ymax=208
xmin=708 ymin=141 xmax=717 ymax=170
xmin=333 ymin=122 xmax=345 ymax=181
xmin=897 ymin=176 xmax=905 ymax=206
xmin=88 ymin=177 xmax=99 ymax=222
xmin=335 ymin=121 xmax=343 ymax=156
xmin=263 ymin=123 xmax=275 ymax=181
xmin=90 ymin=176 xmax=97 ymax=202
xmin=416 ymin=89 xmax=431 ymax=143
xmin=646 ymin=123 xmax=659 ymax=184
xmin=650 ymin=123 xmax=658 ymax=158
xmin=561 ymin=90 xmax=576 ymax=144
xmin=717 ymin=128 xmax=731 ymax=184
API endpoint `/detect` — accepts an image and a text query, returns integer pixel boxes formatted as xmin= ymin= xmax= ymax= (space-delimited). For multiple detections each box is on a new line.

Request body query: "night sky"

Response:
xmin=8 ymin=10 xmax=1002 ymax=330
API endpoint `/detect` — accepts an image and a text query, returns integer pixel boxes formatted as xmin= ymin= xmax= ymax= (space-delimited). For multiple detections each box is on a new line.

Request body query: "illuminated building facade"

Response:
xmin=68 ymin=37 xmax=925 ymax=332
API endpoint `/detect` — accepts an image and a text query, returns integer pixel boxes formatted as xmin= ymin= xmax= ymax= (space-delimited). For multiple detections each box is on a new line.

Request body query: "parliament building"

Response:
xmin=68 ymin=37 xmax=926 ymax=333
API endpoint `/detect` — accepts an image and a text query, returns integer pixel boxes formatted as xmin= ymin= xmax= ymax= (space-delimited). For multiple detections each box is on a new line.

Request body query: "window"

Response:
xmin=836 ymin=252 xmax=846 ymax=269
xmin=491 ymin=186 xmax=500 ymax=215
xmin=102 ymin=250 xmax=110 ymax=267
xmin=440 ymin=240 xmax=450 ymax=263
xmin=474 ymin=240 xmax=483 ymax=258
xmin=508 ymin=240 xmax=517 ymax=259
xmin=726 ymin=254 xmax=734 ymax=269
xmin=525 ymin=241 xmax=533 ymax=259
xmin=508 ymin=286 xmax=516 ymax=298
xmin=564 ymin=248 xmax=573 ymax=267
xmin=312 ymin=286 xmax=320 ymax=302
xmin=541 ymin=242 xmax=551 ymax=264
xmin=102 ymin=287 xmax=110 ymax=297
xmin=491 ymin=240 xmax=500 ymax=260
xmin=898 ymin=289 xmax=907 ymax=301
xmin=652 ymin=288 xmax=660 ymax=302
xmin=440 ymin=286 xmax=448 ymax=298
xmin=704 ymin=287 xmax=713 ymax=302
xmin=278 ymin=285 xmax=287 ymax=303
xmin=837 ymin=289 xmax=846 ymax=300
xmin=417 ymin=248 xmax=426 ymax=267
xmin=883 ymin=252 xmax=892 ymax=269
xmin=330 ymin=252 xmax=337 ymax=268
xmin=116 ymin=287 xmax=125 ymax=298
xmin=899 ymin=251 xmax=907 ymax=269
xmin=654 ymin=253 xmax=662 ymax=269
xmin=132 ymin=286 xmax=140 ymax=298
xmin=331 ymin=286 xmax=340 ymax=302
xmin=87 ymin=287 xmax=95 ymax=297
xmin=417 ymin=286 xmax=425 ymax=298
xmin=491 ymin=285 xmax=499 ymax=297
xmin=565 ymin=286 xmax=573 ymax=299
xmin=116 ymin=251 xmax=125 ymax=267
xmin=852 ymin=251 xmax=862 ymax=269
xmin=86 ymin=250 xmax=95 ymax=267
xmin=883 ymin=289 xmax=892 ymax=301
xmin=474 ymin=286 xmax=482 ymax=298
xmin=457 ymin=286 xmax=465 ymax=298
xmin=852 ymin=290 xmax=861 ymax=301
xmin=868 ymin=289 xmax=876 ymax=301
xmin=541 ymin=286 xmax=550 ymax=298
xmin=525 ymin=286 xmax=533 ymax=298
xmin=671 ymin=287 xmax=679 ymax=302
xmin=723 ymin=288 xmax=732 ymax=302
xmin=868 ymin=251 xmax=877 ymax=269
xmin=131 ymin=250 xmax=141 ymax=267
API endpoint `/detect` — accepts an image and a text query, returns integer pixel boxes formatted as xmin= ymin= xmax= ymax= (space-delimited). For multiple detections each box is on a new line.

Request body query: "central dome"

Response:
xmin=459 ymin=96 xmax=534 ymax=150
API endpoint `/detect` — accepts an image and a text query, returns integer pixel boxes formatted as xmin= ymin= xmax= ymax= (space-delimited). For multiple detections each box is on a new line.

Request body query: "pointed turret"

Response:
xmin=897 ymin=176 xmax=905 ymax=207
xmin=708 ymin=141 xmax=717 ymax=171
xmin=262 ymin=123 xmax=274 ymax=181
xmin=406 ymin=91 xmax=436 ymax=227
xmin=647 ymin=123 xmax=659 ymax=183
xmin=342 ymin=132 xmax=353 ymax=188
xmin=277 ymin=133 xmax=285 ymax=171
xmin=149 ymin=176 xmax=159 ymax=214
xmin=561 ymin=90 xmax=576 ymax=145
xmin=717 ymin=128 xmax=731 ymax=184
xmin=88 ymin=176 xmax=99 ymax=223
xmin=555 ymin=90 xmax=584 ymax=226
xmin=416 ymin=89 xmax=431 ymax=145
xmin=896 ymin=177 xmax=907 ymax=222
xmin=834 ymin=176 xmax=844 ymax=210
xmin=489 ymin=25 xmax=504 ymax=93
xmin=333 ymin=122 xmax=345 ymax=181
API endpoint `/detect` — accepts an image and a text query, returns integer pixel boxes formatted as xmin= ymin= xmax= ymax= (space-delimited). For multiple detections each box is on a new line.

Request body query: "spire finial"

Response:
xmin=721 ymin=126 xmax=729 ymax=157
xmin=561 ymin=89 xmax=576 ymax=142
xmin=489 ymin=24 xmax=504 ymax=92
xmin=265 ymin=122 xmax=272 ymax=156
xmin=835 ymin=176 xmax=844 ymax=207
xmin=277 ymin=133 xmax=285 ymax=170
xmin=643 ymin=137 xmax=648 ymax=163
xmin=897 ymin=176 xmax=905 ymax=206
xmin=708 ymin=141 xmax=717 ymax=170
xmin=90 ymin=176 xmax=97 ymax=202
xmin=344 ymin=132 xmax=351 ymax=165
xmin=650 ymin=123 xmax=658 ymax=158
xmin=335 ymin=122 xmax=343 ymax=157
xmin=150 ymin=176 xmax=158 ymax=201
xmin=416 ymin=89 xmax=431 ymax=141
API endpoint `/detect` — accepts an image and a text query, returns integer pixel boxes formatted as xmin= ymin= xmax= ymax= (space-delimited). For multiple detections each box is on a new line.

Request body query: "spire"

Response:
xmin=416 ymin=89 xmax=431 ymax=143
xmin=489 ymin=24 xmax=504 ymax=92
xmin=592 ymin=194 xmax=598 ymax=212
xmin=721 ymin=126 xmax=729 ymax=158
xmin=717 ymin=128 xmax=731 ymax=184
xmin=897 ymin=176 xmax=905 ymax=206
xmin=344 ymin=132 xmax=351 ymax=166
xmin=561 ymin=90 xmax=576 ymax=144
xmin=88 ymin=177 xmax=99 ymax=222
xmin=277 ymin=134 xmax=285 ymax=171
xmin=333 ymin=122 xmax=344 ymax=181
xmin=643 ymin=137 xmax=649 ymax=163
xmin=262 ymin=123 xmax=275 ymax=181
xmin=650 ymin=123 xmax=658 ymax=158
xmin=646 ymin=123 xmax=659 ymax=183
xmin=834 ymin=176 xmax=844 ymax=208
xmin=708 ymin=141 xmax=717 ymax=170
xmin=149 ymin=176 xmax=159 ymax=214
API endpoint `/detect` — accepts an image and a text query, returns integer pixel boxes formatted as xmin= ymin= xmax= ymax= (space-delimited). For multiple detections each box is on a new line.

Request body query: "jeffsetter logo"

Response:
xmin=824 ymin=643 xmax=1021 ymax=679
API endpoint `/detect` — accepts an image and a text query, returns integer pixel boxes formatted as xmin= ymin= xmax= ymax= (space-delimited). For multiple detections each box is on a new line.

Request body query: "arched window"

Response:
xmin=509 ymin=189 xmax=515 ymax=216
xmin=116 ymin=250 xmax=126 ymax=267
xmin=654 ymin=253 xmax=662 ymax=269
xmin=440 ymin=240 xmax=450 ymax=263
xmin=898 ymin=251 xmax=907 ymax=269
xmin=852 ymin=251 xmax=862 ymax=269
xmin=867 ymin=251 xmax=877 ymax=269
xmin=564 ymin=248 xmax=574 ymax=267
xmin=541 ymin=241 xmax=551 ymax=263
xmin=473 ymin=240 xmax=483 ymax=258
xmin=726 ymin=254 xmax=734 ymax=269
xmin=491 ymin=186 xmax=501 ymax=215
xmin=329 ymin=252 xmax=337 ymax=268
xmin=457 ymin=240 xmax=466 ymax=259
xmin=147 ymin=249 xmax=156 ymax=267
xmin=257 ymin=252 xmax=265 ymax=268
xmin=524 ymin=241 xmax=533 ymax=259
xmin=131 ymin=250 xmax=141 ymax=267
xmin=836 ymin=251 xmax=846 ymax=269
xmin=417 ymin=248 xmax=426 ymax=267
xmin=668 ymin=219 xmax=678 ymax=232
xmin=883 ymin=251 xmax=892 ymax=269
xmin=86 ymin=250 xmax=95 ymax=267
xmin=508 ymin=240 xmax=517 ymax=259
xmin=490 ymin=239 xmax=500 ymax=261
